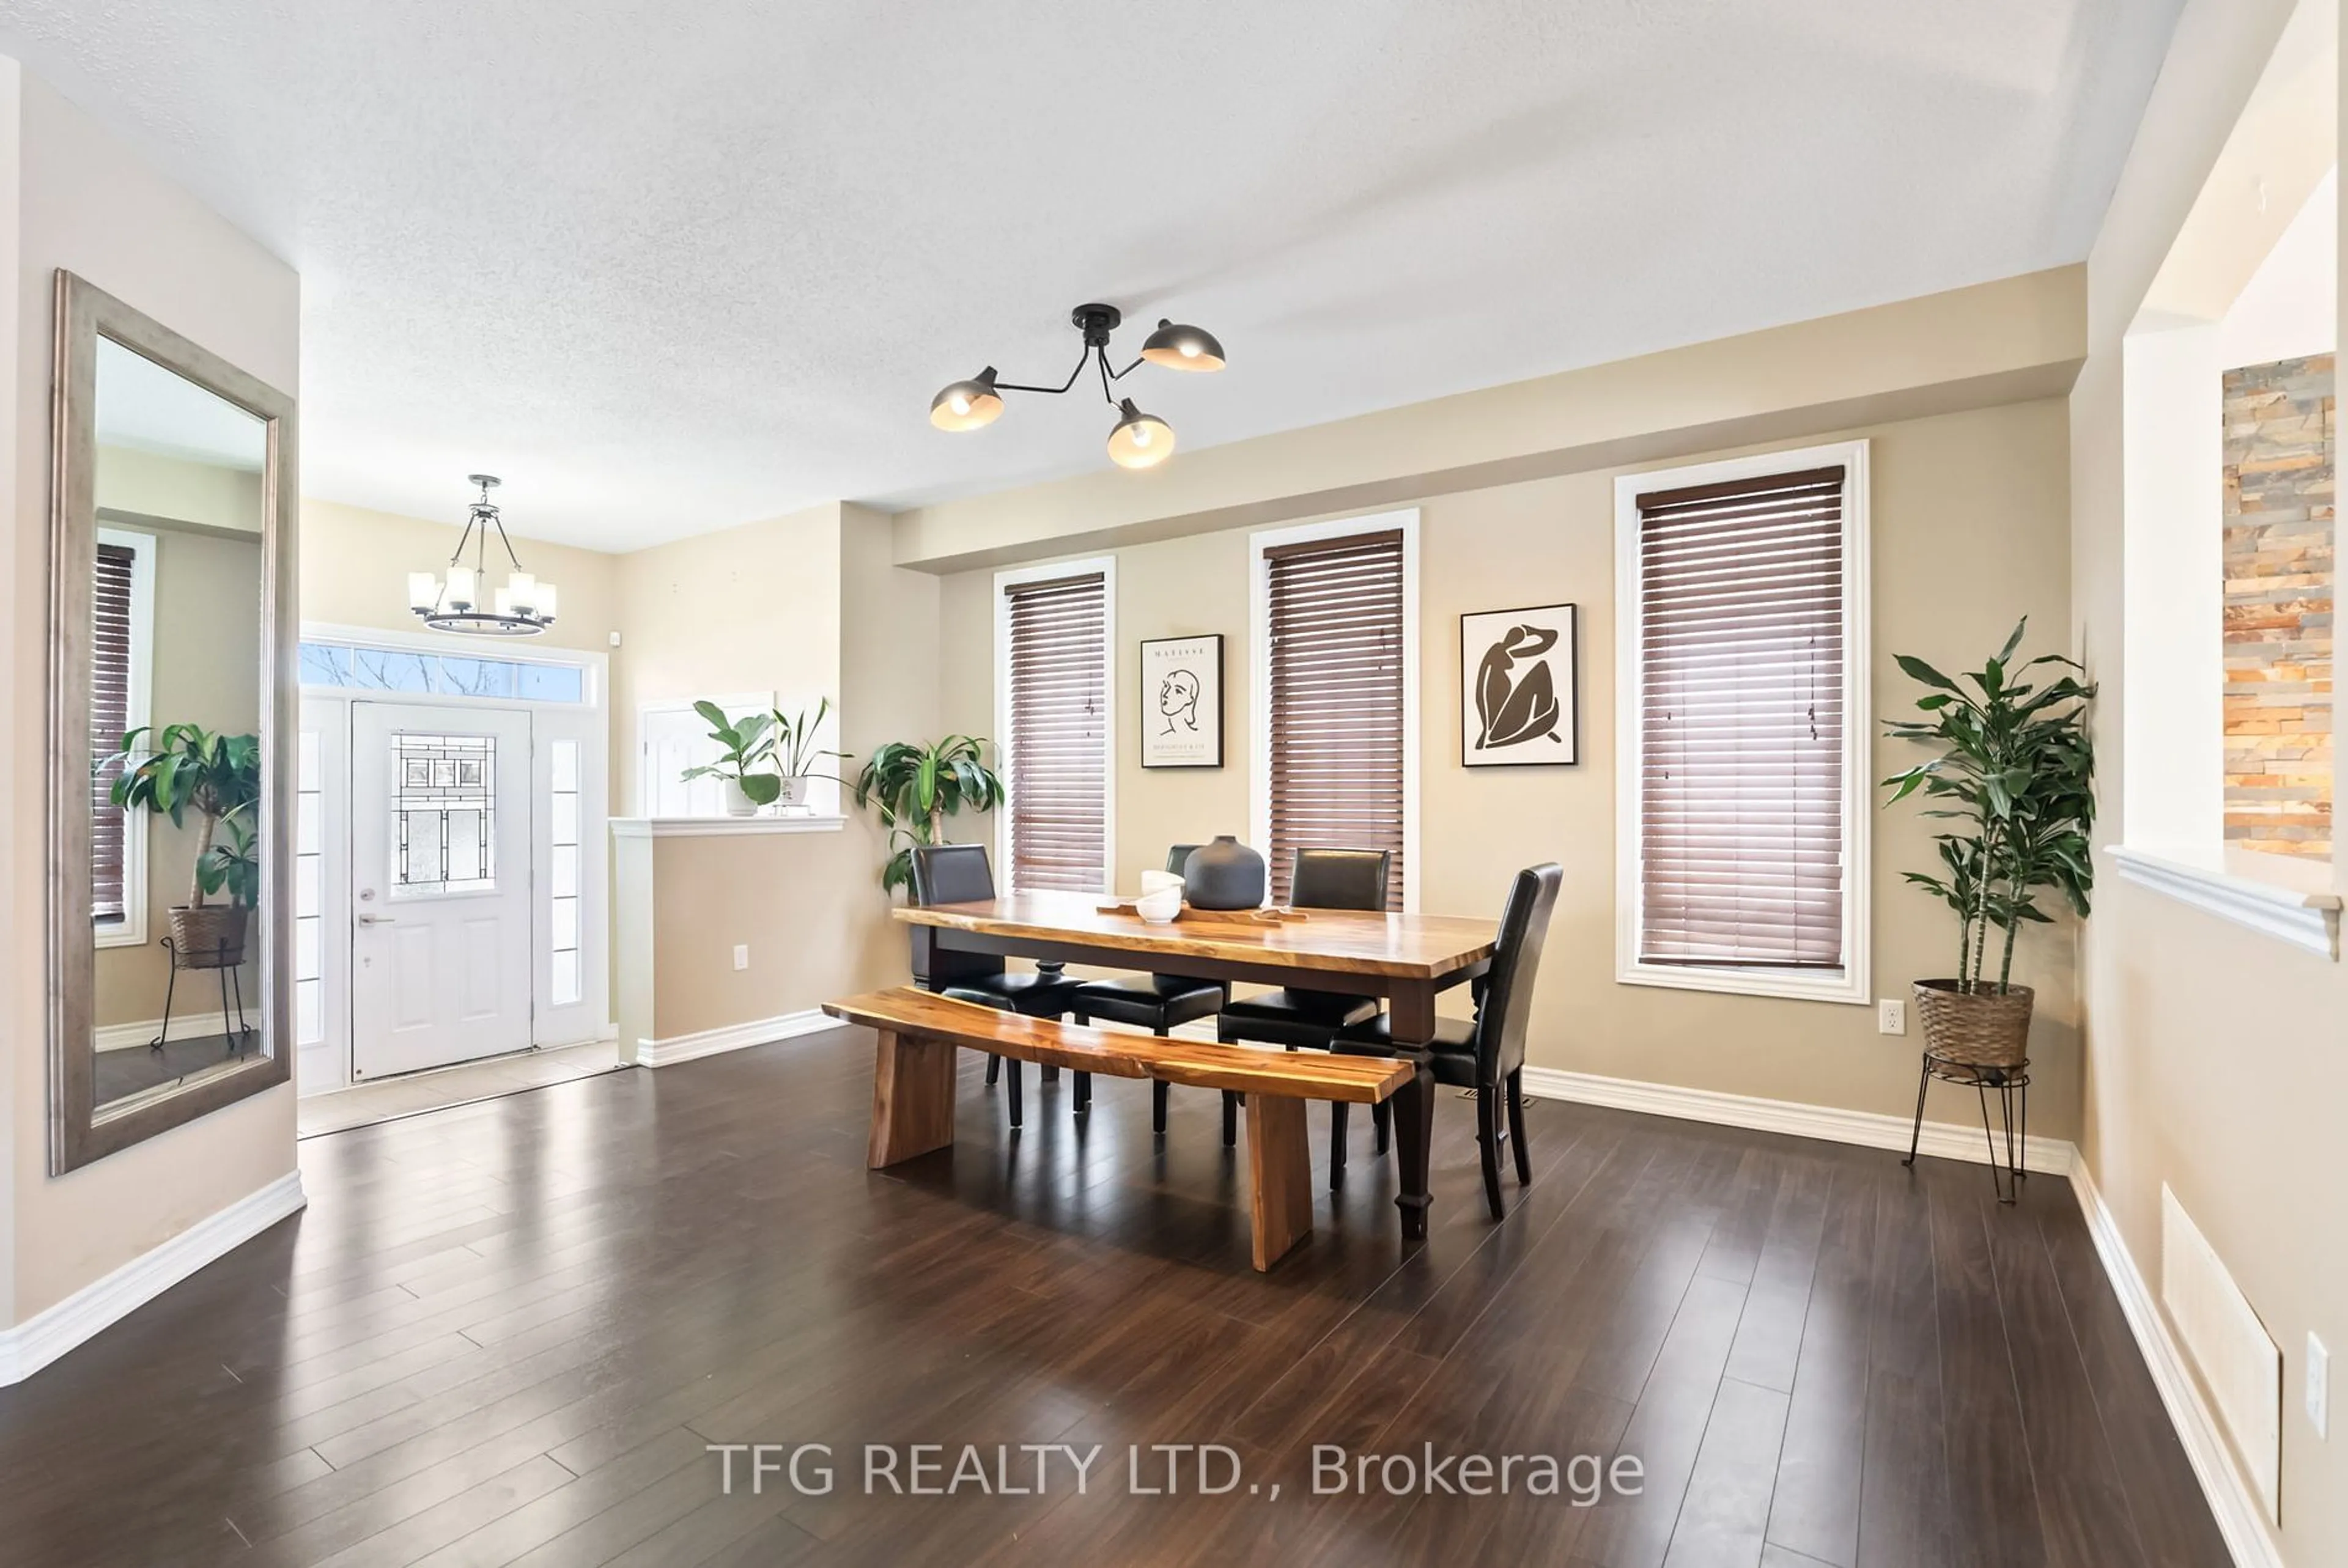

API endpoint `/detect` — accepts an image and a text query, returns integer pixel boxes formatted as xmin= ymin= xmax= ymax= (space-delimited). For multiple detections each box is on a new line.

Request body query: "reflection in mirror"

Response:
xmin=89 ymin=336 xmax=270 ymax=1114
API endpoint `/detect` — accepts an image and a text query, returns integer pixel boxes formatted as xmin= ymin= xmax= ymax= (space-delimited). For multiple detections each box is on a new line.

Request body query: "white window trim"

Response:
xmin=994 ymin=555 xmax=1117 ymax=893
xmin=1249 ymin=511 xmax=1421 ymax=913
xmin=1612 ymin=440 xmax=1872 ymax=1005
xmin=95 ymin=525 xmax=157 ymax=949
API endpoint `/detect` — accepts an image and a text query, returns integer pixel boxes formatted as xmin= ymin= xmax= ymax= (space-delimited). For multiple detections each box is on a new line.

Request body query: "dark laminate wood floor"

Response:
xmin=0 ymin=1026 xmax=2231 ymax=1568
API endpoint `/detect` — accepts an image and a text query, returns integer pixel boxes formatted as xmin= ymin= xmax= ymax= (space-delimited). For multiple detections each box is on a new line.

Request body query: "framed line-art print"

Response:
xmin=1462 ymin=603 xmax=1578 ymax=765
xmin=1140 ymin=634 xmax=1224 ymax=768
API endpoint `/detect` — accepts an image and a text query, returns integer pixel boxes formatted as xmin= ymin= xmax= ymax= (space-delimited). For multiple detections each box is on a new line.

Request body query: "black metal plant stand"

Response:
xmin=1903 ymin=1053 xmax=2029 ymax=1204
xmin=151 ymin=935 xmax=256 ymax=1056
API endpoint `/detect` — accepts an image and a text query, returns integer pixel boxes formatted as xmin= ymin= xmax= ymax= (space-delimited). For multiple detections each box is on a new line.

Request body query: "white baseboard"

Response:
xmin=1517 ymin=1066 xmax=2076 ymax=1175
xmin=2070 ymin=1162 xmax=2284 ymax=1568
xmin=0 ymin=1169 xmax=307 ymax=1386
xmin=94 ymin=1009 xmax=243 ymax=1053
xmin=637 ymin=1009 xmax=835 ymax=1069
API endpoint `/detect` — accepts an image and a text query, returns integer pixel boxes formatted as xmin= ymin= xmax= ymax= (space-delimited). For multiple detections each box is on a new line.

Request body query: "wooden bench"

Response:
xmin=821 ymin=987 xmax=1419 ymax=1270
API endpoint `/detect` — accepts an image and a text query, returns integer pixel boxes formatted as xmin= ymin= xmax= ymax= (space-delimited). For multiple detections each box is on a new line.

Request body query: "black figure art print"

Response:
xmin=1139 ymin=635 xmax=1223 ymax=767
xmin=1460 ymin=604 xmax=1578 ymax=765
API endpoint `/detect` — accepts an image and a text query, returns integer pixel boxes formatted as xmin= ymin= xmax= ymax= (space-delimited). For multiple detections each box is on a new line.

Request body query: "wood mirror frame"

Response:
xmin=47 ymin=270 xmax=298 ymax=1174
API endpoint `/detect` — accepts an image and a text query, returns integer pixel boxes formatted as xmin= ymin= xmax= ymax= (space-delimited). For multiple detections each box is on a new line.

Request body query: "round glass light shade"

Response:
xmin=1140 ymin=319 xmax=1225 ymax=372
xmin=408 ymin=572 xmax=440 ymax=612
xmin=929 ymin=369 xmax=1004 ymax=432
xmin=1107 ymin=399 xmax=1175 ymax=469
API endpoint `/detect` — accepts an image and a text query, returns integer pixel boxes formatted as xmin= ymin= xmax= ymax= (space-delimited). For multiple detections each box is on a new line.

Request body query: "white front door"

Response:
xmin=351 ymin=702 xmax=534 ymax=1078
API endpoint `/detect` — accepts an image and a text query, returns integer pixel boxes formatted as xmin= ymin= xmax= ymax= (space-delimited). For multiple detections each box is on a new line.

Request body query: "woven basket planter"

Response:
xmin=168 ymin=905 xmax=250 ymax=970
xmin=1912 ymin=979 xmax=2032 ymax=1069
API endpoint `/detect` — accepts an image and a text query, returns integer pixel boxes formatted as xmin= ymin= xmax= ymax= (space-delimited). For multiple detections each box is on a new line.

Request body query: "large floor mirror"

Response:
xmin=49 ymin=271 xmax=297 ymax=1172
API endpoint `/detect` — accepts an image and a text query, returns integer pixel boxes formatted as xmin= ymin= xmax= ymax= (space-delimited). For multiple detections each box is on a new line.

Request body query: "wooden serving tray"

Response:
xmin=1095 ymin=900 xmax=1311 ymax=926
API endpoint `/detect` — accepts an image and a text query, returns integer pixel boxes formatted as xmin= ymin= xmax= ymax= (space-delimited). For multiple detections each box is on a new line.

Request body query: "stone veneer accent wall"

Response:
xmin=2221 ymin=353 xmax=2333 ymax=858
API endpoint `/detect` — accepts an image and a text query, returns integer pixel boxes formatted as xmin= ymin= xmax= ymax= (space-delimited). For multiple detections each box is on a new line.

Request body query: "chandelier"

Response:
xmin=407 ymin=474 xmax=558 ymax=636
xmin=929 ymin=303 xmax=1225 ymax=469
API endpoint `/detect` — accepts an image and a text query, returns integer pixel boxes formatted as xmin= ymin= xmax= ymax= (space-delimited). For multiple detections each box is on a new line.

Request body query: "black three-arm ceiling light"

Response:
xmin=929 ymin=304 xmax=1226 ymax=469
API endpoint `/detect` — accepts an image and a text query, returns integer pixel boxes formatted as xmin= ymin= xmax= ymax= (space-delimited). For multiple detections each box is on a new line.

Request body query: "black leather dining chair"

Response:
xmin=1068 ymin=844 xmax=1229 ymax=1137
xmin=907 ymin=843 xmax=1080 ymax=1129
xmin=1329 ymin=863 xmax=1562 ymax=1218
xmin=1215 ymin=848 xmax=1393 ymax=1145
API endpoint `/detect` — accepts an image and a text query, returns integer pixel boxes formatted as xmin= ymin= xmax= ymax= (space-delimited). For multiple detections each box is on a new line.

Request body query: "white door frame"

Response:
xmin=296 ymin=622 xmax=611 ymax=1094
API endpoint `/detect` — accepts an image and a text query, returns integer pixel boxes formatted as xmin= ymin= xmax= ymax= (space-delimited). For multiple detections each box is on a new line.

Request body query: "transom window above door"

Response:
xmin=300 ymin=639 xmax=587 ymax=703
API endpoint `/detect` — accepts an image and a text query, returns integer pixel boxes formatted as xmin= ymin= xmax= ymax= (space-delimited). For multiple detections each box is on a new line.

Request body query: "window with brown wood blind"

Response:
xmin=92 ymin=540 xmax=138 ymax=924
xmin=1632 ymin=463 xmax=1851 ymax=974
xmin=1002 ymin=569 xmax=1110 ymax=892
xmin=1263 ymin=528 xmax=1408 ymax=910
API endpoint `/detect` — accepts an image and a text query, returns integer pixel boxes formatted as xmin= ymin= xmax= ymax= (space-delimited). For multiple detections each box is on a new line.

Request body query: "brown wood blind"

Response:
xmin=1003 ymin=570 xmax=1109 ymax=892
xmin=1636 ymin=466 xmax=1847 ymax=969
xmin=92 ymin=541 xmax=136 ymax=922
xmin=1265 ymin=529 xmax=1406 ymax=910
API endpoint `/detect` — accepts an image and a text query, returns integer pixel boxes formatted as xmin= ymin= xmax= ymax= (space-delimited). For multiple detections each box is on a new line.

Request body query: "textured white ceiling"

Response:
xmin=0 ymin=1 xmax=2181 ymax=550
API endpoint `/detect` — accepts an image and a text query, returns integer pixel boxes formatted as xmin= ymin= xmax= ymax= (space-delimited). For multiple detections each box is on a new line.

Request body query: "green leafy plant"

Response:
xmin=767 ymin=698 xmax=847 ymax=782
xmin=680 ymin=701 xmax=781 ymax=806
xmin=103 ymin=723 xmax=262 ymax=908
xmin=200 ymin=812 xmax=262 ymax=908
xmin=1883 ymin=618 xmax=2096 ymax=995
xmin=851 ymin=735 xmax=1005 ymax=893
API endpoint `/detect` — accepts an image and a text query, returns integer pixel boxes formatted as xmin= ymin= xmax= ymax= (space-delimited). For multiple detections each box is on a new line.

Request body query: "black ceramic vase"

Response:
xmin=1182 ymin=836 xmax=1267 ymax=910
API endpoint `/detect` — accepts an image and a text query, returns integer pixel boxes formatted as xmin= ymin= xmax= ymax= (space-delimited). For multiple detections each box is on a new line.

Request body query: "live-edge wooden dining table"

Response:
xmin=892 ymin=890 xmax=1501 ymax=1242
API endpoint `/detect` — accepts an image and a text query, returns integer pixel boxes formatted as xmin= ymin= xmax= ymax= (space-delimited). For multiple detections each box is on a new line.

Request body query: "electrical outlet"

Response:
xmin=1877 ymin=999 xmax=1908 ymax=1036
xmin=2309 ymin=1333 xmax=2330 ymax=1438
xmin=732 ymin=944 xmax=749 ymax=971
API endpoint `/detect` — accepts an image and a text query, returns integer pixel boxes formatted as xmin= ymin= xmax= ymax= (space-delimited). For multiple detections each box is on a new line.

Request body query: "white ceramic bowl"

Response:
xmin=1134 ymin=886 xmax=1183 ymax=924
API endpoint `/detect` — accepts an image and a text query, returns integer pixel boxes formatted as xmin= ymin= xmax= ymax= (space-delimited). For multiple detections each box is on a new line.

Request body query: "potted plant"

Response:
xmin=766 ymin=698 xmax=848 ymax=812
xmin=1883 ymin=619 xmax=2095 ymax=1067
xmin=851 ymin=735 xmax=1005 ymax=893
xmin=103 ymin=723 xmax=262 ymax=965
xmin=680 ymin=701 xmax=780 ymax=815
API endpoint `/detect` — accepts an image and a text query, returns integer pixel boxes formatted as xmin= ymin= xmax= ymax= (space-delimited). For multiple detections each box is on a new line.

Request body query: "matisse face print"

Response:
xmin=1461 ymin=604 xmax=1577 ymax=765
xmin=1140 ymin=635 xmax=1223 ymax=767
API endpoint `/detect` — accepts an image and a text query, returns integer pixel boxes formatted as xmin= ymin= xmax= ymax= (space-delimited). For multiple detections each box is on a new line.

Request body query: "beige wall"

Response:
xmin=94 ymin=523 xmax=263 ymax=1025
xmin=1 ymin=63 xmax=301 ymax=1325
xmin=938 ymin=398 xmax=2080 ymax=1136
xmin=2070 ymin=0 xmax=2348 ymax=1559
xmin=610 ymin=501 xmax=843 ymax=816
xmin=613 ymin=502 xmax=942 ymax=1051
xmin=96 ymin=444 xmax=262 ymax=535
xmin=298 ymin=496 xmax=623 ymax=657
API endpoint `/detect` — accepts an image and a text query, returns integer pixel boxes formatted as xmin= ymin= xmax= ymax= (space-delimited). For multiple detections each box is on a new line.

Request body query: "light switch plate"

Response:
xmin=2309 ymin=1332 xmax=2330 ymax=1438
xmin=1877 ymin=999 xmax=1908 ymax=1036
xmin=732 ymin=944 xmax=749 ymax=971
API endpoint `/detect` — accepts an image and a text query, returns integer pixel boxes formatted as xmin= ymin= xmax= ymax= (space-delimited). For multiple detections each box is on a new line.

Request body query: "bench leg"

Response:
xmin=867 ymin=1031 xmax=958 ymax=1168
xmin=1245 ymin=1095 xmax=1313 ymax=1271
xmin=1151 ymin=1080 xmax=1169 ymax=1135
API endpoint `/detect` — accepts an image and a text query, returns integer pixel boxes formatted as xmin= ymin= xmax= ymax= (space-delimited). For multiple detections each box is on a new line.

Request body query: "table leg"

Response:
xmin=867 ymin=1029 xmax=957 ymax=1168
xmin=1386 ymin=980 xmax=1440 ymax=1242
